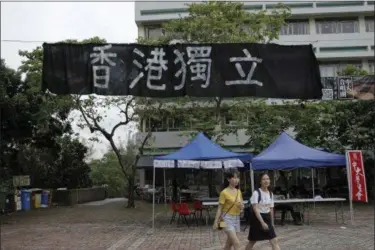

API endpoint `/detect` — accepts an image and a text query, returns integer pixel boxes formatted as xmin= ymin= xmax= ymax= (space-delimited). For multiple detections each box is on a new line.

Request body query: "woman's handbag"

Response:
xmin=218 ymin=190 xmax=239 ymax=230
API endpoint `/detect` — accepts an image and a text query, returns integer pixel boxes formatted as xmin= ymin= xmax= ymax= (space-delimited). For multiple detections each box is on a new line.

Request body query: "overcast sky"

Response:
xmin=1 ymin=2 xmax=138 ymax=159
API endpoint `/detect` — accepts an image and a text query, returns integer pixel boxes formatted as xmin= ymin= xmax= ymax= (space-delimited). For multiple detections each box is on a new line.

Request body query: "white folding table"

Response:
xmin=201 ymin=198 xmax=346 ymax=225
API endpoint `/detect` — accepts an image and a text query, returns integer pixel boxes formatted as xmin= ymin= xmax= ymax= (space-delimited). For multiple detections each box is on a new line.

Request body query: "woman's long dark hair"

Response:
xmin=222 ymin=169 xmax=240 ymax=190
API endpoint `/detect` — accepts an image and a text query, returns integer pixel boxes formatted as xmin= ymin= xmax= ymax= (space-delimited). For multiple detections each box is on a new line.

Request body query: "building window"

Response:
xmin=319 ymin=61 xmax=362 ymax=77
xmin=280 ymin=20 xmax=310 ymax=35
xmin=145 ymin=25 xmax=164 ymax=39
xmin=315 ymin=18 xmax=359 ymax=34
xmin=365 ymin=17 xmax=374 ymax=32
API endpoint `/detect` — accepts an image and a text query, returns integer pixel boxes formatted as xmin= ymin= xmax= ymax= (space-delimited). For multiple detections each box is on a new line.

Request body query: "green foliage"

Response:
xmin=295 ymin=101 xmax=375 ymax=154
xmin=89 ymin=141 xmax=138 ymax=198
xmin=90 ymin=152 xmax=126 ymax=197
xmin=0 ymin=37 xmax=104 ymax=188
xmin=337 ymin=65 xmax=368 ymax=76
xmin=231 ymin=101 xmax=299 ymax=153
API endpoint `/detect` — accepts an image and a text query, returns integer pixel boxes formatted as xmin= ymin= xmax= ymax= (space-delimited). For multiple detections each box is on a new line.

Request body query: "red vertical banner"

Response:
xmin=346 ymin=150 xmax=368 ymax=203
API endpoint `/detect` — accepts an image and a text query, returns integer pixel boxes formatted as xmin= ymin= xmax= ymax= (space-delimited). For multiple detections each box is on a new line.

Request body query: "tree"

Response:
xmin=231 ymin=101 xmax=300 ymax=153
xmin=137 ymin=1 xmax=290 ymax=197
xmin=14 ymin=36 xmax=164 ymax=207
xmin=15 ymin=135 xmax=92 ymax=189
xmin=77 ymin=93 xmax=163 ymax=207
xmin=1 ymin=58 xmax=92 ymax=189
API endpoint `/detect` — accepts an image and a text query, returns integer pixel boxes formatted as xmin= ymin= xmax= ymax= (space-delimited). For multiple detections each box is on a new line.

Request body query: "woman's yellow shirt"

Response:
xmin=219 ymin=188 xmax=243 ymax=216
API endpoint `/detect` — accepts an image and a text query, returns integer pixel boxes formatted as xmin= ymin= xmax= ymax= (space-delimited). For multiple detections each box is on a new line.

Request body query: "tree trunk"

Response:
xmin=126 ymin=178 xmax=135 ymax=208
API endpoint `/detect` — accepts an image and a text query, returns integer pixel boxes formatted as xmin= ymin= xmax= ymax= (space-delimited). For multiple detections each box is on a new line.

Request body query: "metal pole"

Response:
xmin=250 ymin=163 xmax=255 ymax=193
xmin=311 ymin=168 xmax=315 ymax=198
xmin=346 ymin=151 xmax=354 ymax=225
xmin=152 ymin=162 xmax=156 ymax=233
xmin=222 ymin=163 xmax=224 ymax=184
xmin=311 ymin=168 xmax=316 ymax=211
xmin=163 ymin=169 xmax=167 ymax=205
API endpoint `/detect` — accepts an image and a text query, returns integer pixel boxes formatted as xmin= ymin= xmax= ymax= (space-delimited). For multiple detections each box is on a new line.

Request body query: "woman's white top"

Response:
xmin=250 ymin=189 xmax=274 ymax=214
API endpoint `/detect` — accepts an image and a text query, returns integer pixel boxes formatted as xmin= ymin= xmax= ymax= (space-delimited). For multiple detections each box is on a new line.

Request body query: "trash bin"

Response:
xmin=41 ymin=190 xmax=50 ymax=208
xmin=34 ymin=192 xmax=42 ymax=208
xmin=21 ymin=190 xmax=31 ymax=211
xmin=0 ymin=192 xmax=6 ymax=214
xmin=30 ymin=188 xmax=42 ymax=209
xmin=5 ymin=193 xmax=15 ymax=213
xmin=15 ymin=193 xmax=22 ymax=211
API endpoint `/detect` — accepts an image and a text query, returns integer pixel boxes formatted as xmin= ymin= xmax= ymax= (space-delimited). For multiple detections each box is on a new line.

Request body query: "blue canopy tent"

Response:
xmin=151 ymin=132 xmax=253 ymax=231
xmin=252 ymin=132 xmax=346 ymax=170
xmin=155 ymin=132 xmax=252 ymax=162
xmin=250 ymin=132 xmax=346 ymax=195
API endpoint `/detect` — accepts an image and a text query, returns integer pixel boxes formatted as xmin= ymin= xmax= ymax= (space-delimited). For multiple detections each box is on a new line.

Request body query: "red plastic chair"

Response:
xmin=193 ymin=200 xmax=210 ymax=223
xmin=178 ymin=203 xmax=197 ymax=227
xmin=170 ymin=201 xmax=180 ymax=224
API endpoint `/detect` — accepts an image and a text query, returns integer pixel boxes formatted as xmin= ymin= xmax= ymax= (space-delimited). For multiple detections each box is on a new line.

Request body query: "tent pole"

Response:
xmin=311 ymin=168 xmax=315 ymax=197
xmin=250 ymin=163 xmax=255 ymax=193
xmin=222 ymin=163 xmax=224 ymax=184
xmin=164 ymin=169 xmax=167 ymax=207
xmin=311 ymin=168 xmax=316 ymax=211
xmin=152 ymin=162 xmax=156 ymax=233
xmin=346 ymin=151 xmax=354 ymax=225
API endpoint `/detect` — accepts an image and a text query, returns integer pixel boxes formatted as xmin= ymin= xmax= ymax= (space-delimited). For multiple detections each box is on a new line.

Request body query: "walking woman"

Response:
xmin=213 ymin=171 xmax=244 ymax=250
xmin=246 ymin=173 xmax=280 ymax=250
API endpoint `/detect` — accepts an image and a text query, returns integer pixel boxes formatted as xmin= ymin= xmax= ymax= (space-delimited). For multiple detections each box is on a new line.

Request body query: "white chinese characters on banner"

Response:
xmin=352 ymin=161 xmax=363 ymax=200
xmin=173 ymin=49 xmax=187 ymax=91
xmin=225 ymin=49 xmax=263 ymax=87
xmin=186 ymin=46 xmax=212 ymax=88
xmin=130 ymin=48 xmax=168 ymax=91
xmin=128 ymin=46 xmax=263 ymax=91
xmin=90 ymin=45 xmax=117 ymax=89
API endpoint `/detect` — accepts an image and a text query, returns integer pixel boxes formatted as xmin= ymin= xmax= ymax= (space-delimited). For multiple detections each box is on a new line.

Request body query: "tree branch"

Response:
xmin=76 ymin=97 xmax=128 ymax=177
xmin=129 ymin=102 xmax=163 ymax=176
xmin=110 ymin=97 xmax=135 ymax=137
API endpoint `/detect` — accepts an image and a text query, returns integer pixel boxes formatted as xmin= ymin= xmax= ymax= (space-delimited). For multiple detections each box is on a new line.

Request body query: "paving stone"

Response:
xmin=0 ymin=202 xmax=373 ymax=250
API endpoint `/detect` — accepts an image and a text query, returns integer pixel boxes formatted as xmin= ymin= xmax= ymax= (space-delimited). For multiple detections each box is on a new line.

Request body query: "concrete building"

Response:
xmin=134 ymin=1 xmax=375 ymax=186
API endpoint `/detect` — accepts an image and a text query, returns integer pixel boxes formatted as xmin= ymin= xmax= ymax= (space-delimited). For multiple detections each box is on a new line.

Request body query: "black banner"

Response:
xmin=42 ymin=43 xmax=322 ymax=99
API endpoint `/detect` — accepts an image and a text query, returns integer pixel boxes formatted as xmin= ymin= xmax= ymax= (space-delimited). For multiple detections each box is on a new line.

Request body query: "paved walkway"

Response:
xmin=80 ymin=198 xmax=128 ymax=206
xmin=1 ymin=201 xmax=373 ymax=250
